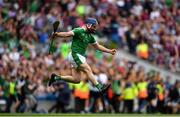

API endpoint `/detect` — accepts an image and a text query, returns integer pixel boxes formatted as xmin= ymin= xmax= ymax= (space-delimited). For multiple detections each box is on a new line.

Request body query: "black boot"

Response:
xmin=99 ymin=84 xmax=111 ymax=94
xmin=48 ymin=73 xmax=57 ymax=86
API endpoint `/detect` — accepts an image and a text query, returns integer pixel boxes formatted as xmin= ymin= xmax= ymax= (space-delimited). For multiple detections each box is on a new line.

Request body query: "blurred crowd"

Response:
xmin=0 ymin=0 xmax=179 ymax=114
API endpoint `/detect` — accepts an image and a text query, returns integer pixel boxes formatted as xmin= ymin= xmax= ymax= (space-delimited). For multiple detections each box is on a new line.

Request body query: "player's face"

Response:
xmin=87 ymin=24 xmax=98 ymax=33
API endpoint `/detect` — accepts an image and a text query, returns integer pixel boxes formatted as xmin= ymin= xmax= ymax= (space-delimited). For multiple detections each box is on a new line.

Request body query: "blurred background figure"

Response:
xmin=48 ymin=81 xmax=70 ymax=113
xmin=73 ymin=78 xmax=89 ymax=113
xmin=166 ymin=80 xmax=180 ymax=114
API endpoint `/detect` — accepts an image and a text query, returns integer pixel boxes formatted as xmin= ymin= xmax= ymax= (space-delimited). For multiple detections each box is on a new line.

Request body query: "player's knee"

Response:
xmin=83 ymin=68 xmax=92 ymax=74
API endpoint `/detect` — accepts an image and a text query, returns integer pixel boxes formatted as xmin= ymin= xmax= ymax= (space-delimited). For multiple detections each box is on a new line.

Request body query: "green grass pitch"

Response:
xmin=0 ymin=114 xmax=179 ymax=117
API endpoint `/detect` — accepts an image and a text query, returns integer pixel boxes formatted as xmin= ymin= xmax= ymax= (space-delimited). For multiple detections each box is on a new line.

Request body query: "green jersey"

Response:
xmin=71 ymin=27 xmax=96 ymax=56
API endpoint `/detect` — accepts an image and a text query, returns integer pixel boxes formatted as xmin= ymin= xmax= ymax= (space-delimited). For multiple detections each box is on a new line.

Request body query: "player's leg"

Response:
xmin=48 ymin=68 xmax=81 ymax=86
xmin=71 ymin=52 xmax=110 ymax=93
xmin=62 ymin=68 xmax=81 ymax=83
xmin=79 ymin=63 xmax=98 ymax=86
xmin=48 ymin=52 xmax=83 ymax=86
xmin=79 ymin=62 xmax=110 ymax=93
xmin=48 ymin=52 xmax=110 ymax=93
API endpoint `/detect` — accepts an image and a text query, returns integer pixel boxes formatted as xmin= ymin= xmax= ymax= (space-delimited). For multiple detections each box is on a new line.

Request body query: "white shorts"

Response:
xmin=68 ymin=52 xmax=86 ymax=68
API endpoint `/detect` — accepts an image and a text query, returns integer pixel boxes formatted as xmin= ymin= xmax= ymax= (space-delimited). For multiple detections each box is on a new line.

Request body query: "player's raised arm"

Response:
xmin=53 ymin=31 xmax=74 ymax=38
xmin=92 ymin=42 xmax=117 ymax=55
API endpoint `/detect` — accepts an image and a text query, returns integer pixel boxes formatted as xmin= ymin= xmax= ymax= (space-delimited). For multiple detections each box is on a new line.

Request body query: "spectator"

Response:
xmin=137 ymin=77 xmax=148 ymax=113
xmin=48 ymin=81 xmax=70 ymax=113
xmin=73 ymin=79 xmax=89 ymax=113
xmin=125 ymin=25 xmax=138 ymax=54
xmin=16 ymin=77 xmax=27 ymax=113
xmin=156 ymin=80 xmax=165 ymax=113
xmin=0 ymin=85 xmax=5 ymax=112
xmin=111 ymin=71 xmax=122 ymax=113
xmin=166 ymin=80 xmax=180 ymax=114
xmin=122 ymin=81 xmax=136 ymax=113
xmin=147 ymin=75 xmax=158 ymax=113
xmin=5 ymin=76 xmax=18 ymax=113
xmin=88 ymin=66 xmax=103 ymax=113
xmin=136 ymin=39 xmax=149 ymax=60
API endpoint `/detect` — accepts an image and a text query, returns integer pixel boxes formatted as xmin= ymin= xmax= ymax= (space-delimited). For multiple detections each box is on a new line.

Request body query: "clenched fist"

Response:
xmin=52 ymin=32 xmax=59 ymax=38
xmin=109 ymin=49 xmax=117 ymax=55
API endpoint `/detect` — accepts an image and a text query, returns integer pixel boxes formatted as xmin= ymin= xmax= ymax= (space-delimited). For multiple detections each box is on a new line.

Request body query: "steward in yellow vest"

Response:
xmin=73 ymin=80 xmax=89 ymax=113
xmin=137 ymin=78 xmax=148 ymax=113
xmin=122 ymin=82 xmax=137 ymax=113
xmin=137 ymin=79 xmax=148 ymax=99
xmin=156 ymin=81 xmax=165 ymax=113
xmin=136 ymin=40 xmax=149 ymax=59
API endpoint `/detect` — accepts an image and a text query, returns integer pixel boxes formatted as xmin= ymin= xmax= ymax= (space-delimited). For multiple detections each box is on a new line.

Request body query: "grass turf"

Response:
xmin=0 ymin=114 xmax=179 ymax=117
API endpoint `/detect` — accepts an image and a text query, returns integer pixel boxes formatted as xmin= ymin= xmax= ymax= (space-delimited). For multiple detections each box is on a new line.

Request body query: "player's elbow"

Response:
xmin=93 ymin=43 xmax=101 ymax=50
xmin=65 ymin=31 xmax=74 ymax=37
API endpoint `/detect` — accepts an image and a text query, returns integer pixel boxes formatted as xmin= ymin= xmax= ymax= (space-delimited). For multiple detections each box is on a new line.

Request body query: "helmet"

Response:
xmin=85 ymin=18 xmax=98 ymax=25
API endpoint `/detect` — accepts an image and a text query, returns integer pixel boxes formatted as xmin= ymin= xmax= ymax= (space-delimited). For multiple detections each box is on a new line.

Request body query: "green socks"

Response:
xmin=95 ymin=83 xmax=102 ymax=90
xmin=54 ymin=75 xmax=61 ymax=81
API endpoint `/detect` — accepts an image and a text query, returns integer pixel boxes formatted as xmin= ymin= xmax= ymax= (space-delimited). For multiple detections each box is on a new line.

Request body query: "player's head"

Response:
xmin=85 ymin=18 xmax=98 ymax=33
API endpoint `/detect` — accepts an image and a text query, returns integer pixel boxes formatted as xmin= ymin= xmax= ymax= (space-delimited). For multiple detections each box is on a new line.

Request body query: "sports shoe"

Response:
xmin=99 ymin=84 xmax=111 ymax=94
xmin=48 ymin=73 xmax=57 ymax=86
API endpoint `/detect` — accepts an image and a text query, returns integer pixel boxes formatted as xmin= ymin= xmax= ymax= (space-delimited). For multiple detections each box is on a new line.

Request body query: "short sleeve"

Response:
xmin=89 ymin=36 xmax=96 ymax=44
xmin=72 ymin=28 xmax=81 ymax=36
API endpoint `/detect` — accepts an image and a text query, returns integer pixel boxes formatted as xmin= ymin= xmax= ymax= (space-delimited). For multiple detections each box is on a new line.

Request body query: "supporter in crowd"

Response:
xmin=48 ymin=81 xmax=71 ymax=113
